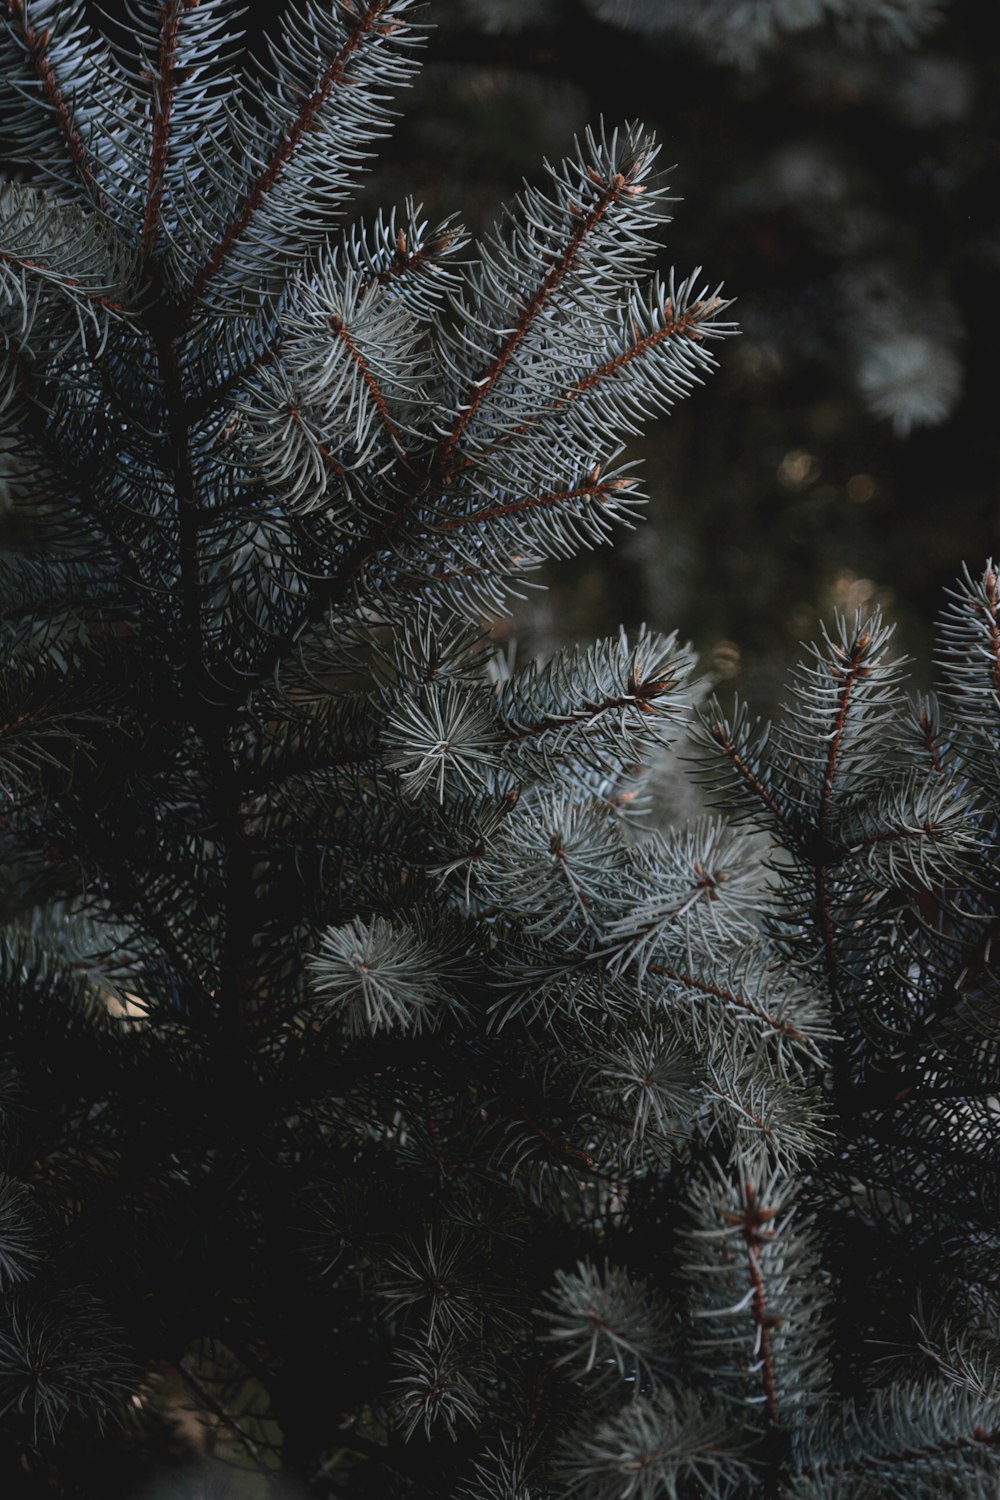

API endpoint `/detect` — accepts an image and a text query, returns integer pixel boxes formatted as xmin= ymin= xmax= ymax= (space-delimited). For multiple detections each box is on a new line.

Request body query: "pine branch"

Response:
xmin=140 ymin=0 xmax=201 ymax=260
xmin=647 ymin=959 xmax=811 ymax=1047
xmin=435 ymin=471 xmax=635 ymax=533
xmin=361 ymin=223 xmax=459 ymax=296
xmin=705 ymin=715 xmax=799 ymax=837
xmin=0 ymin=185 xmax=134 ymax=322
xmin=181 ymin=0 xmax=411 ymax=318
xmin=819 ymin=630 xmax=873 ymax=835
xmin=727 ymin=1182 xmax=783 ymax=1426
xmin=796 ymin=1381 xmax=1000 ymax=1492
xmin=328 ymin=311 xmax=405 ymax=454
xmin=448 ymin=286 xmax=730 ymax=483
xmin=436 ymin=159 xmax=649 ymax=479
xmin=917 ymin=699 xmax=944 ymax=776
xmin=1 ymin=0 xmax=102 ymax=203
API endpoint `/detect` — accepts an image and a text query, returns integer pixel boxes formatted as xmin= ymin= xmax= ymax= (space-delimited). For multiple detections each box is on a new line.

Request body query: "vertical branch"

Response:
xmin=816 ymin=636 xmax=869 ymax=1024
xmin=725 ymin=1182 xmax=782 ymax=1429
xmin=147 ymin=313 xmax=204 ymax=690
xmin=918 ymin=703 xmax=943 ymax=776
xmin=818 ymin=635 xmax=868 ymax=835
xmin=141 ymin=0 xmax=199 ymax=259
xmin=147 ymin=291 xmax=254 ymax=1047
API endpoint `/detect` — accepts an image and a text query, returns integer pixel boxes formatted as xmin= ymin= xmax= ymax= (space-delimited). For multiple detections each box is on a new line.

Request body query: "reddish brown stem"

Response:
xmin=437 ymin=166 xmax=642 ymax=477
xmin=570 ymin=296 xmax=722 ymax=396
xmin=330 ymin=312 xmax=403 ymax=451
xmin=286 ymin=404 xmax=348 ymax=478
xmin=706 ymin=1083 xmax=773 ymax=1138
xmin=441 ymin=298 xmax=722 ymax=487
xmin=708 ymin=724 xmax=795 ymax=834
xmin=3 ymin=0 xmax=101 ymax=201
xmin=141 ymin=0 xmax=199 ymax=258
xmin=437 ymin=475 xmax=628 ymax=531
xmin=648 ymin=960 xmax=806 ymax=1043
xmin=504 ymin=678 xmax=676 ymax=746
xmin=360 ymin=230 xmax=457 ymax=294
xmin=918 ymin=705 xmax=944 ymax=776
xmin=0 ymin=250 xmax=125 ymax=314
xmin=183 ymin=0 xmax=394 ymax=314
xmin=725 ymin=1183 xmax=782 ymax=1427
xmin=819 ymin=636 xmax=869 ymax=833
xmin=813 ymin=1426 xmax=1000 ymax=1476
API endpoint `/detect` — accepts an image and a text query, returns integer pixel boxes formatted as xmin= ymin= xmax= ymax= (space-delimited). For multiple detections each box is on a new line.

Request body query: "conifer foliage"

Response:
xmin=0 ymin=3 xmax=997 ymax=1498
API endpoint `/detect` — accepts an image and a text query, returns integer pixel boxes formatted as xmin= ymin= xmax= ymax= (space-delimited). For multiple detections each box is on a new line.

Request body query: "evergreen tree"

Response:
xmin=0 ymin=4 xmax=998 ymax=1499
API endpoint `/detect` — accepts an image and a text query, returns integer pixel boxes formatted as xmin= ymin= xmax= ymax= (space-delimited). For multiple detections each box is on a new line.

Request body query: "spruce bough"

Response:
xmin=1 ymin=3 xmax=998 ymax=1497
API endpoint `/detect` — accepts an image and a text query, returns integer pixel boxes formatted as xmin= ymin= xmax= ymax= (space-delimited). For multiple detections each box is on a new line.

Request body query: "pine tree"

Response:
xmin=458 ymin=0 xmax=945 ymax=66
xmin=0 ymin=4 xmax=998 ymax=1499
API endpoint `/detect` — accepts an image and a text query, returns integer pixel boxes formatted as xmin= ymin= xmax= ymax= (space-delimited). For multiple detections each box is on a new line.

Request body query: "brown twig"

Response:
xmin=176 ymin=1358 xmax=281 ymax=1489
xmin=724 ymin=1182 xmax=782 ymax=1427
